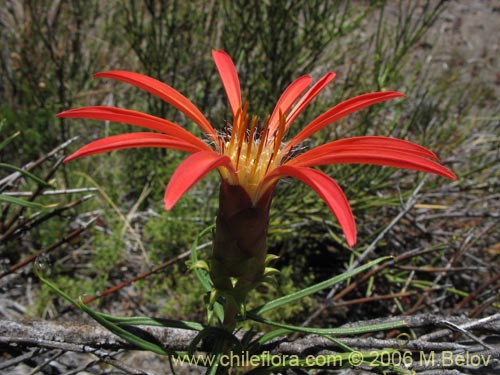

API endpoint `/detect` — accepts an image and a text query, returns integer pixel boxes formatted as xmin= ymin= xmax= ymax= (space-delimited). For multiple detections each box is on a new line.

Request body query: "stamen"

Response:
xmin=223 ymin=104 xmax=288 ymax=203
xmin=264 ymin=151 xmax=275 ymax=174
xmin=227 ymin=107 xmax=241 ymax=156
xmin=262 ymin=115 xmax=271 ymax=145
xmin=235 ymin=115 xmax=247 ymax=170
xmin=272 ymin=111 xmax=286 ymax=157
xmin=224 ymin=119 xmax=230 ymax=141
xmin=246 ymin=115 xmax=258 ymax=161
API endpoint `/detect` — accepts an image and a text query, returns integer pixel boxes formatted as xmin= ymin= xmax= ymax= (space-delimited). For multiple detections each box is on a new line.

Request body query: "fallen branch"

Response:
xmin=1 ymin=313 xmax=499 ymax=373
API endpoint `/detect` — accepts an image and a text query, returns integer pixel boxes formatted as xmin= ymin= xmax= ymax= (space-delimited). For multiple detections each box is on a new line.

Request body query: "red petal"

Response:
xmin=286 ymin=91 xmax=405 ymax=149
xmin=268 ymin=74 xmax=313 ymax=135
xmin=64 ymin=133 xmax=200 ymax=162
xmin=288 ymin=147 xmax=456 ymax=180
xmin=264 ymin=165 xmax=356 ymax=247
xmin=93 ymin=71 xmax=217 ymax=137
xmin=285 ymin=72 xmax=336 ymax=131
xmin=289 ymin=136 xmax=439 ymax=166
xmin=57 ymin=106 xmax=210 ymax=151
xmin=164 ymin=151 xmax=234 ymax=210
xmin=212 ymin=50 xmax=242 ymax=117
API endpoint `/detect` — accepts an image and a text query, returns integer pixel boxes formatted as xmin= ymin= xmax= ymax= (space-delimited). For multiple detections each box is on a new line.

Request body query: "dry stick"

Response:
xmin=90 ymin=350 xmax=149 ymax=375
xmin=0 ymin=136 xmax=78 ymax=190
xmin=2 ymin=156 xmax=64 ymax=235
xmin=389 ymin=266 xmax=416 ymax=315
xmin=60 ymin=242 xmax=210 ymax=313
xmin=326 ymin=176 xmax=429 ymax=300
xmin=300 ymin=246 xmax=437 ymax=329
xmin=2 ymin=188 xmax=98 ymax=196
xmin=332 ymin=290 xmax=422 ymax=308
xmin=0 ymin=319 xmax=199 ymax=352
xmin=26 ymin=349 xmax=63 ymax=375
xmin=58 ymin=359 xmax=101 ymax=375
xmin=469 ymin=296 xmax=498 ymax=318
xmin=404 ymin=294 xmax=428 ymax=316
xmin=440 ymin=320 xmax=494 ymax=351
xmin=0 ymin=218 xmax=97 ymax=279
xmin=432 ymin=223 xmax=496 ymax=313
xmin=1 ymin=194 xmax=94 ymax=242
xmin=80 ymin=172 xmax=151 ymax=267
xmin=0 ymin=348 xmax=40 ymax=371
xmin=2 ymin=315 xmax=499 ymax=362
xmin=419 ymin=312 xmax=500 ymax=342
xmin=452 ymin=273 xmax=500 ymax=314
xmin=396 ymin=265 xmax=486 ymax=272
xmin=334 ymin=246 xmax=441 ymax=301
xmin=284 ymin=334 xmax=472 ymax=353
xmin=417 ymin=210 xmax=500 ymax=220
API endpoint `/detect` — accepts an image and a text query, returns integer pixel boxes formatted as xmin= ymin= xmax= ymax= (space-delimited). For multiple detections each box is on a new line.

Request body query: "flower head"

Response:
xmin=58 ymin=50 xmax=456 ymax=248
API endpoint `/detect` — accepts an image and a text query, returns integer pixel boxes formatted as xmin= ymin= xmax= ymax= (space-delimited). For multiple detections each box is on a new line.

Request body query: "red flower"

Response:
xmin=58 ymin=50 xmax=456 ymax=247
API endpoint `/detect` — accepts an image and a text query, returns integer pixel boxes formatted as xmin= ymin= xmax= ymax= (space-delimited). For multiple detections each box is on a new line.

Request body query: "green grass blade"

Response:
xmin=95 ymin=314 xmax=205 ymax=331
xmin=248 ymin=313 xmax=407 ymax=336
xmin=77 ymin=300 xmax=171 ymax=355
xmin=34 ymin=262 xmax=81 ymax=306
xmin=190 ymin=224 xmax=224 ymax=323
xmin=36 ymin=265 xmax=204 ymax=331
xmin=0 ymin=195 xmax=44 ymax=209
xmin=251 ymin=256 xmax=391 ymax=316
xmin=0 ymin=130 xmax=20 ymax=151
xmin=254 ymin=328 xmax=290 ymax=346
xmin=0 ymin=162 xmax=53 ymax=187
xmin=35 ymin=263 xmax=201 ymax=354
xmin=191 ymin=224 xmax=215 ymax=292
xmin=205 ymin=338 xmax=224 ymax=375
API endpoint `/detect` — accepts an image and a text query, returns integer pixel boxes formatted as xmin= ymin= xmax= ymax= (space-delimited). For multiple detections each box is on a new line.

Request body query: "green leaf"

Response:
xmin=35 ymin=262 xmax=204 ymax=356
xmin=191 ymin=224 xmax=215 ymax=292
xmin=35 ymin=262 xmax=204 ymax=331
xmin=0 ymin=130 xmax=20 ymax=151
xmin=265 ymin=254 xmax=280 ymax=265
xmin=0 ymin=162 xmax=53 ymax=187
xmin=251 ymin=256 xmax=391 ymax=316
xmin=189 ymin=260 xmax=210 ymax=271
xmin=190 ymin=224 xmax=224 ymax=324
xmin=0 ymin=195 xmax=44 ymax=209
xmin=98 ymin=315 xmax=205 ymax=331
xmin=205 ymin=339 xmax=224 ymax=375
xmin=253 ymin=328 xmax=290 ymax=346
xmin=248 ymin=313 xmax=407 ymax=336
xmin=77 ymin=298 xmax=172 ymax=355
xmin=264 ymin=267 xmax=280 ymax=276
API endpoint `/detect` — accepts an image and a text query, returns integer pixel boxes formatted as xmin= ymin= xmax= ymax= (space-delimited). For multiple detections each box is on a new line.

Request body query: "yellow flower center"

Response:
xmin=221 ymin=104 xmax=287 ymax=202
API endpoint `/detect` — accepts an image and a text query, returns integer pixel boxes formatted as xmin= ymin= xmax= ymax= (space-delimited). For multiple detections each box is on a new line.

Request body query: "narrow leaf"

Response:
xmin=251 ymin=256 xmax=390 ymax=315
xmin=0 ymin=130 xmax=20 ymax=151
xmin=190 ymin=224 xmax=224 ymax=323
xmin=0 ymin=195 xmax=45 ymax=209
xmin=191 ymin=224 xmax=215 ymax=293
xmin=0 ymin=163 xmax=53 ymax=187
xmin=248 ymin=313 xmax=407 ymax=336
xmin=77 ymin=298 xmax=171 ymax=355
